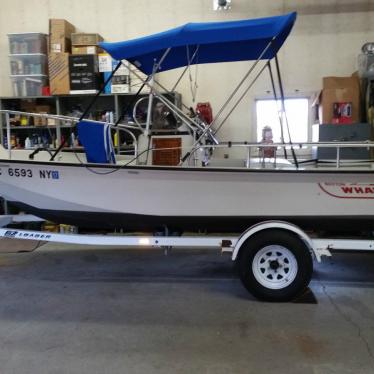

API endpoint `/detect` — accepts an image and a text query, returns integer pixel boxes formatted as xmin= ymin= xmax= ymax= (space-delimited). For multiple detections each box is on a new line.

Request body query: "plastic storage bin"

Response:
xmin=9 ymin=54 xmax=47 ymax=75
xmin=10 ymin=75 xmax=48 ymax=97
xmin=8 ymin=33 xmax=47 ymax=54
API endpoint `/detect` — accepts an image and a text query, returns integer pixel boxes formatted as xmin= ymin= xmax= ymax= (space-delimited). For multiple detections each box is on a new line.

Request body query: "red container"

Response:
xmin=42 ymin=86 xmax=51 ymax=96
xmin=332 ymin=102 xmax=353 ymax=124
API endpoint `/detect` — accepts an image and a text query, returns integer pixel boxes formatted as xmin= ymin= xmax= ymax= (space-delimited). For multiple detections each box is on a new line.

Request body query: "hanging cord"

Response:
xmin=50 ymin=61 xmax=124 ymax=161
xmin=186 ymin=45 xmax=199 ymax=103
xmin=274 ymin=55 xmax=298 ymax=168
xmin=267 ymin=60 xmax=287 ymax=160
xmin=171 ymin=46 xmax=200 ymax=93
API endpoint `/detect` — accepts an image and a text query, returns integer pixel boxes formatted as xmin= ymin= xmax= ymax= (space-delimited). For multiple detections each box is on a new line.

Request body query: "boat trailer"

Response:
xmin=1 ymin=214 xmax=374 ymax=301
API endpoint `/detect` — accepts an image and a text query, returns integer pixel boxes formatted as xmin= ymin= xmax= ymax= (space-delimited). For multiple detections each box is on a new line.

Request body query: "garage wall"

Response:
xmin=0 ymin=0 xmax=373 ymax=143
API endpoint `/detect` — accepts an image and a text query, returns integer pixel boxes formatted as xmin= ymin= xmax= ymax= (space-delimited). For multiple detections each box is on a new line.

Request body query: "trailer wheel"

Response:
xmin=237 ymin=230 xmax=313 ymax=302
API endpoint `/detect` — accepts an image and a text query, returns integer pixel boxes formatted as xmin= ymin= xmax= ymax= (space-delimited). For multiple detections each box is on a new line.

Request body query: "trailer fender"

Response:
xmin=231 ymin=220 xmax=329 ymax=262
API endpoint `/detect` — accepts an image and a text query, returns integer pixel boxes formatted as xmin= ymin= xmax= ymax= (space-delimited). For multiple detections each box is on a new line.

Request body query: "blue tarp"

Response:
xmin=78 ymin=121 xmax=115 ymax=164
xmin=100 ymin=12 xmax=296 ymax=75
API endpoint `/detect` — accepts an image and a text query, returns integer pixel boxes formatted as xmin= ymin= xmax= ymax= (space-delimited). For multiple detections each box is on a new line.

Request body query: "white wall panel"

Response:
xmin=0 ymin=0 xmax=373 ymax=141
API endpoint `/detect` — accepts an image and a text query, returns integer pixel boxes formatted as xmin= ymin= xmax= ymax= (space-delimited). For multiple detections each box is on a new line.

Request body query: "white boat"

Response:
xmin=1 ymin=12 xmax=374 ymax=235
xmin=0 ymin=156 xmax=374 ymax=233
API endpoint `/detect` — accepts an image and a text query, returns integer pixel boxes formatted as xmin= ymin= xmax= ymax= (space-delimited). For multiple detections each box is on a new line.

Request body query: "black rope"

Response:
xmin=50 ymin=61 xmax=123 ymax=161
xmin=80 ymin=61 xmax=123 ymax=121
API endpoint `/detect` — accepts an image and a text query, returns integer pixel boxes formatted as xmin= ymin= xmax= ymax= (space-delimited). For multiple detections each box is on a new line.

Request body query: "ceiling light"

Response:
xmin=213 ymin=0 xmax=232 ymax=11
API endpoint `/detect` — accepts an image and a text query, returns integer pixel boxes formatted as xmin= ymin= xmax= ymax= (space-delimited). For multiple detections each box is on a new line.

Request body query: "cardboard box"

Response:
xmin=69 ymin=54 xmax=98 ymax=73
xmin=22 ymin=104 xmax=52 ymax=126
xmin=111 ymin=75 xmax=130 ymax=93
xmin=69 ymin=55 xmax=101 ymax=91
xmin=313 ymin=76 xmax=361 ymax=124
xmin=19 ymin=103 xmax=51 ymax=111
xmin=48 ymin=52 xmax=70 ymax=95
xmin=50 ymin=38 xmax=71 ymax=53
xmin=35 ymin=105 xmax=52 ymax=112
xmin=72 ymin=46 xmax=103 ymax=55
xmin=47 ymin=118 xmax=57 ymax=126
xmin=111 ymin=60 xmax=130 ymax=93
xmin=103 ymin=71 xmax=112 ymax=94
xmin=111 ymin=84 xmax=130 ymax=94
xmin=98 ymin=55 xmax=126 ymax=74
xmin=18 ymin=102 xmax=50 ymax=125
xmin=99 ymin=55 xmax=131 ymax=93
xmin=20 ymin=101 xmax=36 ymax=113
xmin=34 ymin=115 xmax=48 ymax=127
xmin=98 ymin=53 xmax=112 ymax=72
xmin=50 ymin=19 xmax=75 ymax=39
xmin=49 ymin=19 xmax=75 ymax=53
xmin=115 ymin=61 xmax=130 ymax=75
xmin=71 ymin=33 xmax=103 ymax=46
xmin=69 ymin=89 xmax=99 ymax=94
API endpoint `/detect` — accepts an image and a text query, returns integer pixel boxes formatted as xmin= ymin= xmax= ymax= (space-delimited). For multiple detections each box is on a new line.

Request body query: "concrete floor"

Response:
xmin=0 ymin=243 xmax=374 ymax=374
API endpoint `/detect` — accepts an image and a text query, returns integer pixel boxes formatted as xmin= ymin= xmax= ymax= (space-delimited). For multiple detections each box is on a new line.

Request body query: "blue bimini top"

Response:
xmin=100 ymin=12 xmax=297 ymax=75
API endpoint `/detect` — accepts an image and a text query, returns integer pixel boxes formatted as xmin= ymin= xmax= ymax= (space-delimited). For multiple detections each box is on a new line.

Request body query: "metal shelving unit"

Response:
xmin=0 ymin=92 xmax=181 ymax=148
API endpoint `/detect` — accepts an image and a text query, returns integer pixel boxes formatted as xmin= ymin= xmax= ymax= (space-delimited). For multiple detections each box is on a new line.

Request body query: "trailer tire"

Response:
xmin=237 ymin=229 xmax=313 ymax=302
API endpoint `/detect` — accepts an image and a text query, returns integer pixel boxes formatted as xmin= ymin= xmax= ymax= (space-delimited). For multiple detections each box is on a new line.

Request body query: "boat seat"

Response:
xmin=77 ymin=120 xmax=116 ymax=164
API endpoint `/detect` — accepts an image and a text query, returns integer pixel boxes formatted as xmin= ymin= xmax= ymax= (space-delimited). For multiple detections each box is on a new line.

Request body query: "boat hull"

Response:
xmin=1 ymin=159 xmax=374 ymax=233
xmin=7 ymin=201 xmax=374 ymax=233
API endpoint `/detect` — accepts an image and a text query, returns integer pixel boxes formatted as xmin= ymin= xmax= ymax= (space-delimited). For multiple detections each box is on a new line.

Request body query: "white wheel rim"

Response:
xmin=252 ymin=245 xmax=298 ymax=290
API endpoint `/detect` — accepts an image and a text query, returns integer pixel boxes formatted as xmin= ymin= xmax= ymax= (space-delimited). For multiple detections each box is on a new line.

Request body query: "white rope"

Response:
xmin=186 ymin=45 xmax=199 ymax=103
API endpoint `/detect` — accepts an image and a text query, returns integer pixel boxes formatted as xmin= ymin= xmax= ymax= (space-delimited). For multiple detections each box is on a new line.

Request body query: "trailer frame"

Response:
xmin=2 ymin=214 xmax=374 ymax=301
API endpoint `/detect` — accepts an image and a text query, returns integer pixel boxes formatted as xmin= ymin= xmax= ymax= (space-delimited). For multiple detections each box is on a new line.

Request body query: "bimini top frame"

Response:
xmin=100 ymin=12 xmax=297 ymax=74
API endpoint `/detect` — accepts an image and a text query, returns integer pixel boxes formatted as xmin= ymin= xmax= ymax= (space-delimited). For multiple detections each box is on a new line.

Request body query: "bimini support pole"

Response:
xmin=144 ymin=48 xmax=171 ymax=136
xmin=274 ymin=55 xmax=298 ymax=168
xmin=211 ymin=62 xmax=268 ymax=136
xmin=113 ymin=47 xmax=172 ymax=129
xmin=180 ymin=38 xmax=276 ymax=164
xmin=209 ymin=38 xmax=276 ymax=134
xmin=122 ymin=46 xmax=204 ymax=131
xmin=267 ymin=60 xmax=287 ymax=160
xmin=144 ymin=63 xmax=157 ymax=165
xmin=142 ymin=48 xmax=171 ymax=164
xmin=143 ymin=48 xmax=172 ymax=135
xmin=129 ymin=66 xmax=206 ymax=133
xmin=185 ymin=62 xmax=269 ymax=165
xmin=145 ymin=67 xmax=156 ymax=136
